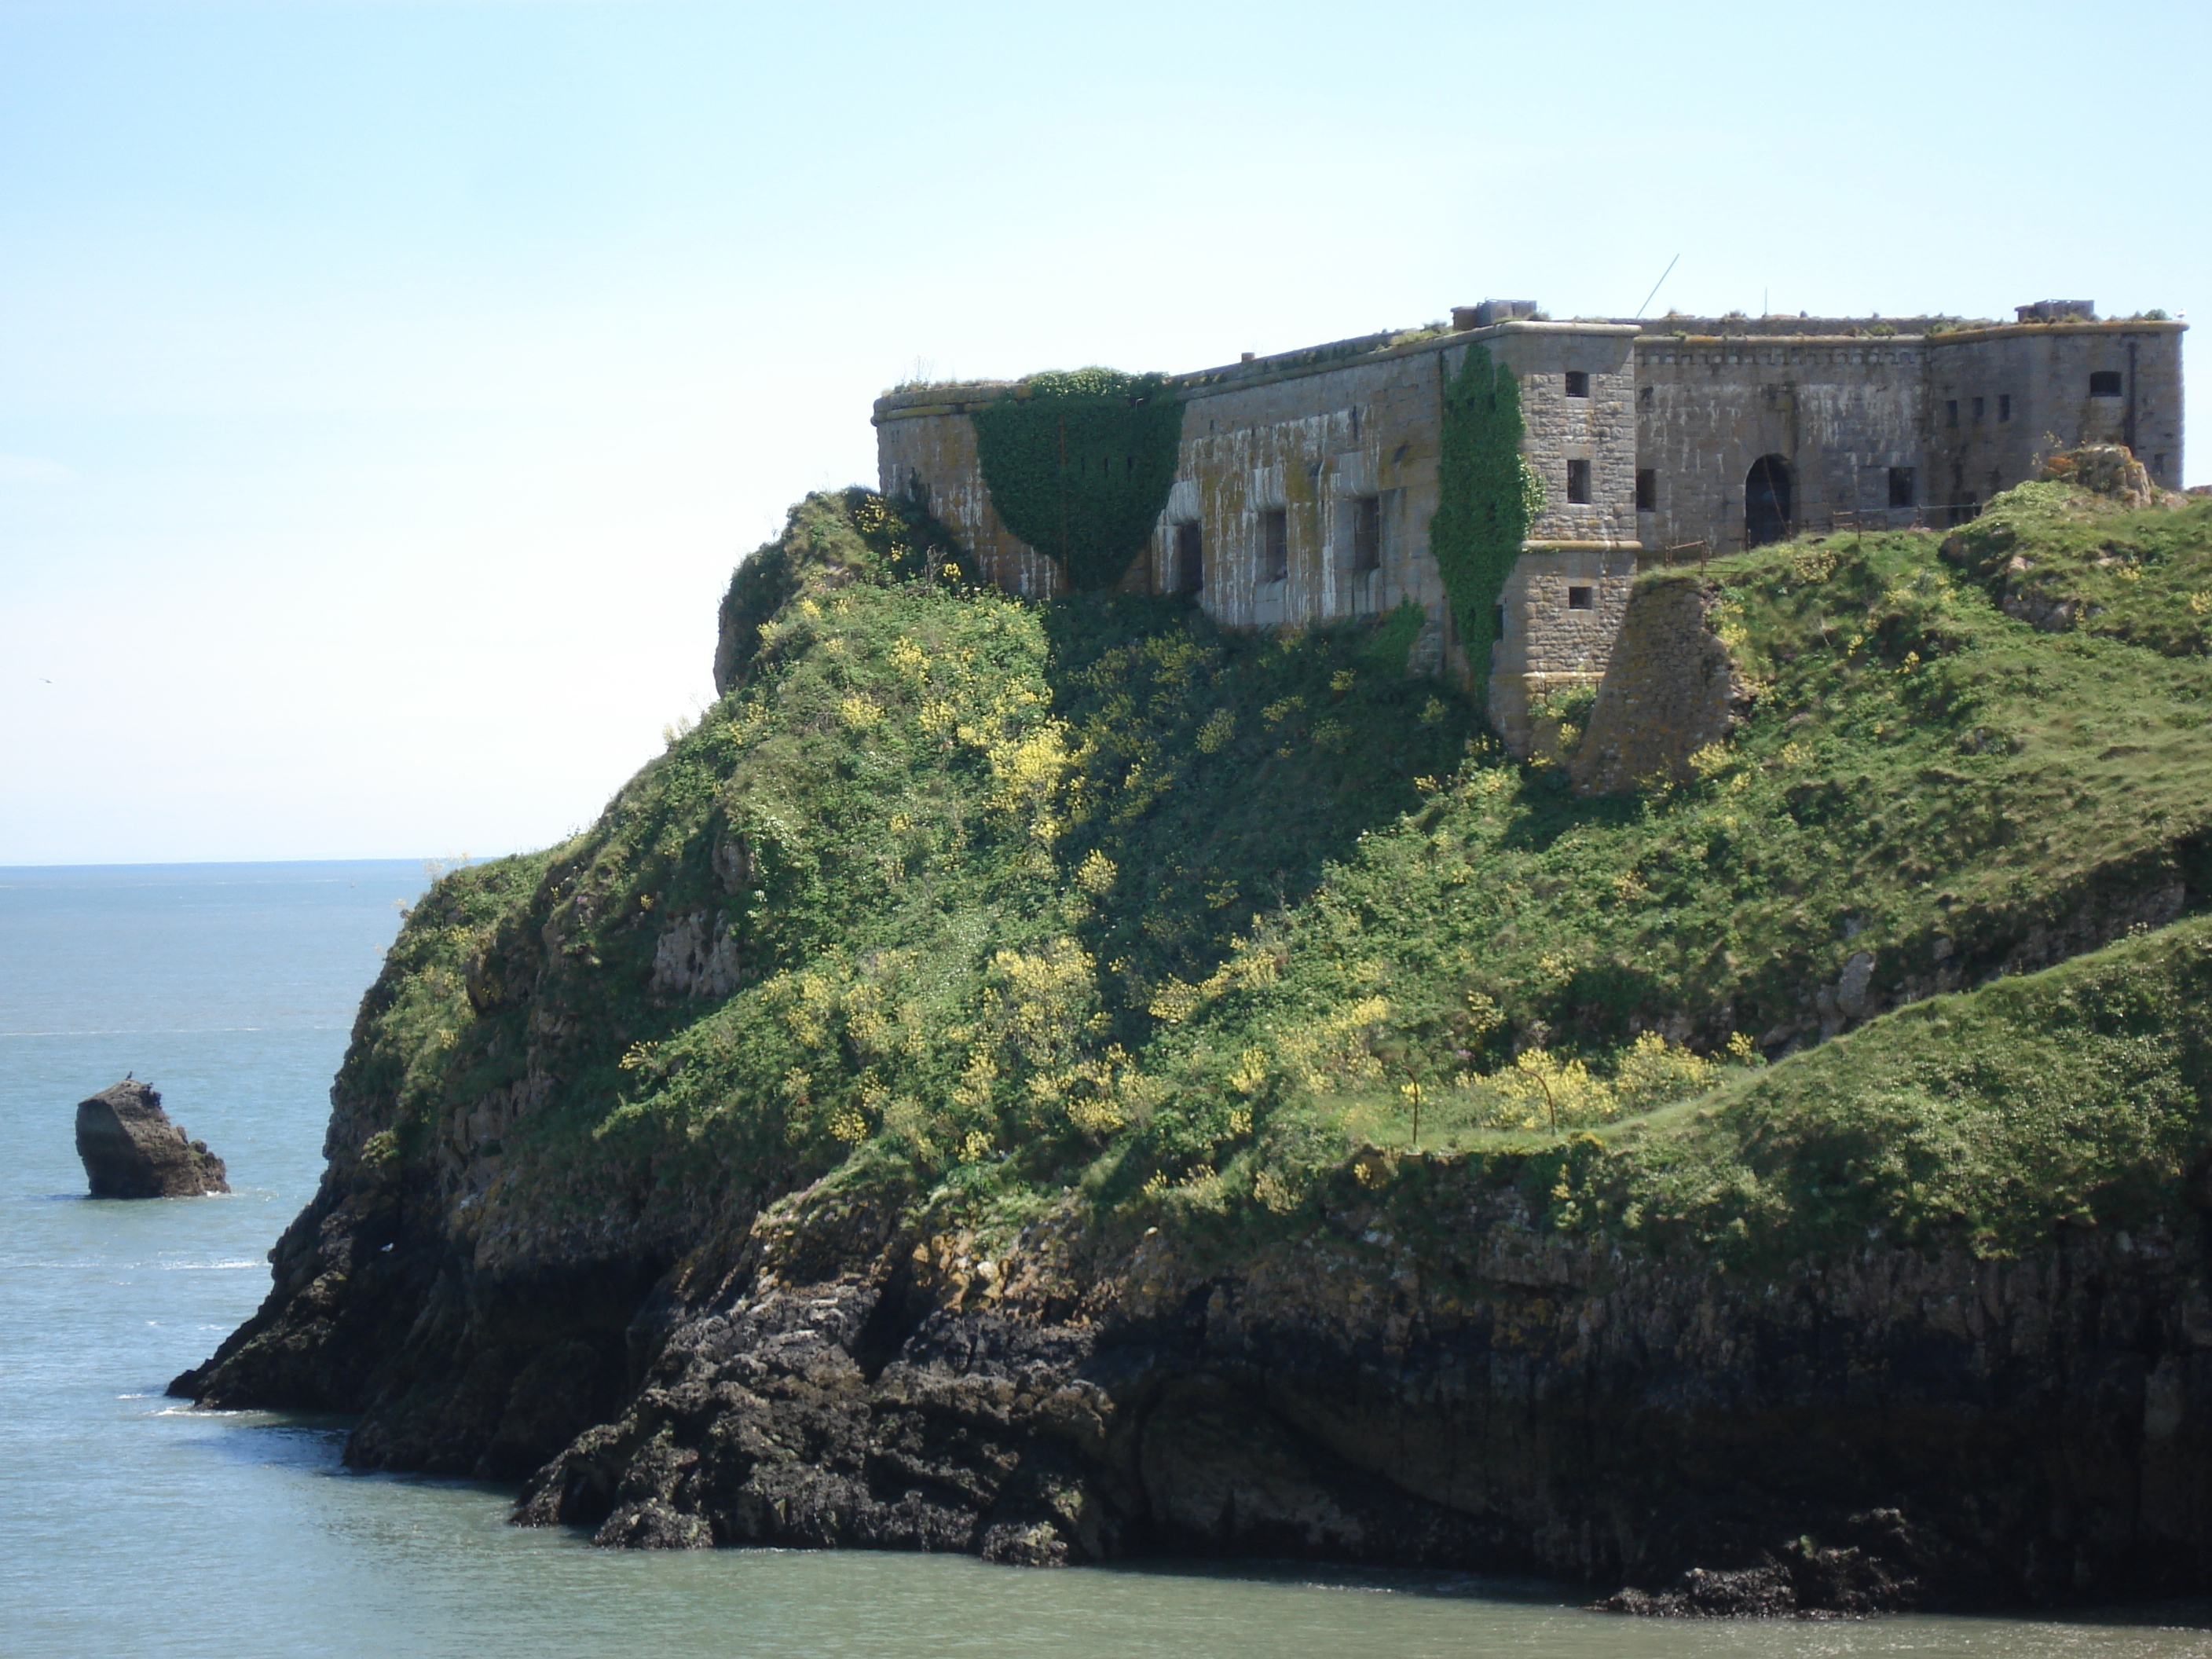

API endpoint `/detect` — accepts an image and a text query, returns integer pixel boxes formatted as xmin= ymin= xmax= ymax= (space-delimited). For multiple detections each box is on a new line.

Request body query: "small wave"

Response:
xmin=160 ymin=1259 xmax=264 ymax=1271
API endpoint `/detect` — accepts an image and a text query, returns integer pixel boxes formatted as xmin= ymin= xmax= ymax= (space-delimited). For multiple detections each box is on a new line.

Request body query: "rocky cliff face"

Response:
xmin=180 ymin=1079 xmax=2212 ymax=1613
xmin=174 ymin=485 xmax=2212 ymax=1612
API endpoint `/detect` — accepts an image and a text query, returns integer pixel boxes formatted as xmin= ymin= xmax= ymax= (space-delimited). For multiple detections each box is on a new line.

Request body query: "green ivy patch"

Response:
xmin=971 ymin=368 xmax=1184 ymax=591
xmin=1428 ymin=344 xmax=1545 ymax=694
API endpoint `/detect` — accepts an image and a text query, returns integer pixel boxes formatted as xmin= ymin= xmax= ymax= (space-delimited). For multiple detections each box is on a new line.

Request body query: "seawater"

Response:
xmin=3 ymin=862 xmax=2209 ymax=1659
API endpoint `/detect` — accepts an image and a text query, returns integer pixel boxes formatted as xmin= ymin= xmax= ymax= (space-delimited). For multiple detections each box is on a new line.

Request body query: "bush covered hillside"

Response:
xmin=372 ymin=480 xmax=2212 ymax=1270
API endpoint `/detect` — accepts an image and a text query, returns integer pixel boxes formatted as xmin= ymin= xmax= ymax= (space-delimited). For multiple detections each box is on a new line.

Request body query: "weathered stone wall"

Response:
xmin=874 ymin=386 xmax=1064 ymax=598
xmin=1926 ymin=320 xmax=2187 ymax=511
xmin=1488 ymin=546 xmax=1641 ymax=757
xmin=1630 ymin=335 xmax=1928 ymax=548
xmin=1154 ymin=346 xmax=1452 ymax=632
xmin=1627 ymin=317 xmax=2187 ymax=548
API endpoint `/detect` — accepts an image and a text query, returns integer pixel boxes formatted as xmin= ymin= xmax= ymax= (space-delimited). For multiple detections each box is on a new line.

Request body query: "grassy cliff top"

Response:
xmin=354 ymin=480 xmax=2212 ymax=1273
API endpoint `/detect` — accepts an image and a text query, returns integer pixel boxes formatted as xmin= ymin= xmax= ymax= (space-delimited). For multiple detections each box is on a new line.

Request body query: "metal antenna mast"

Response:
xmin=1634 ymin=254 xmax=1680 ymax=320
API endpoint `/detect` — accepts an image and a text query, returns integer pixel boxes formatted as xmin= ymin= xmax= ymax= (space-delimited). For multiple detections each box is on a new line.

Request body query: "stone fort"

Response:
xmin=874 ymin=299 xmax=2185 ymax=744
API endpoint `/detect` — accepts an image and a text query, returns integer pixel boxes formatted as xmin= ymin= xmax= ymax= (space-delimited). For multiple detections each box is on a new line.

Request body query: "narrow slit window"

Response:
xmin=1567 ymin=585 xmax=1594 ymax=610
xmin=1946 ymin=399 xmax=1960 ymax=427
xmin=1262 ymin=507 xmax=1289 ymax=582
xmin=1998 ymin=394 xmax=2012 ymax=422
xmin=1972 ymin=396 xmax=1985 ymax=421
xmin=1566 ymin=459 xmax=1591 ymax=504
xmin=1492 ymin=604 xmax=1507 ymax=640
xmin=1564 ymin=371 xmax=1590 ymax=397
xmin=1350 ymin=495 xmax=1382 ymax=573
xmin=1888 ymin=466 xmax=1917 ymax=509
xmin=2090 ymin=371 xmax=2123 ymax=397
xmin=1635 ymin=468 xmax=1657 ymax=511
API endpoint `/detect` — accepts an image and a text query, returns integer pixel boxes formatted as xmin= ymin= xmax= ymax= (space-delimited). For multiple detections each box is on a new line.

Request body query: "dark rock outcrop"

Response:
xmin=175 ymin=1054 xmax=2212 ymax=1617
xmin=489 ymin=1176 xmax=2212 ymax=1615
xmin=75 ymin=1079 xmax=228 ymax=1198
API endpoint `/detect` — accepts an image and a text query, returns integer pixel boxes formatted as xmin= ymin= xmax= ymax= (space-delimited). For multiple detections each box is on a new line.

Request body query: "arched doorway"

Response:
xmin=1745 ymin=454 xmax=1793 ymax=547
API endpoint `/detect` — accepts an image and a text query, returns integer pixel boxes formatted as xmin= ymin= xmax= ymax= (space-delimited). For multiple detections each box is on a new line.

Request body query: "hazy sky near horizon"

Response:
xmin=4 ymin=0 xmax=2207 ymax=866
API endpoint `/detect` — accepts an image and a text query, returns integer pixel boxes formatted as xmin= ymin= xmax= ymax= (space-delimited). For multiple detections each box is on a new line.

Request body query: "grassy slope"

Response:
xmin=363 ymin=482 xmax=2212 ymax=1266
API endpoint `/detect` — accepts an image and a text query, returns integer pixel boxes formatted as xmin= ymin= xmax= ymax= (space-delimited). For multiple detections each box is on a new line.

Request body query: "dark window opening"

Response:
xmin=1392 ymin=443 xmax=1409 ymax=466
xmin=1888 ymin=466 xmax=1917 ymax=509
xmin=1946 ymin=399 xmax=1959 ymax=428
xmin=1262 ymin=507 xmax=1289 ymax=582
xmin=1998 ymin=394 xmax=2012 ymax=422
xmin=1350 ymin=495 xmax=1382 ymax=573
xmin=2155 ymin=453 xmax=2170 ymax=478
xmin=1492 ymin=604 xmax=1507 ymax=640
xmin=1566 ymin=459 xmax=1592 ymax=504
xmin=1567 ymin=585 xmax=1594 ymax=610
xmin=1972 ymin=396 xmax=1985 ymax=421
xmin=1958 ymin=491 xmax=1980 ymax=520
xmin=1639 ymin=385 xmax=1655 ymax=408
xmin=2090 ymin=371 xmax=2123 ymax=397
xmin=1745 ymin=454 xmax=1793 ymax=547
xmin=1564 ymin=371 xmax=1589 ymax=397
xmin=1635 ymin=468 xmax=1657 ymax=511
xmin=1173 ymin=521 xmax=1203 ymax=595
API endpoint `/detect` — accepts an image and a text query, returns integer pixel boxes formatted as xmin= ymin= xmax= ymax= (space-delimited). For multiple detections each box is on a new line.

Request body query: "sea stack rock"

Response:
xmin=75 ymin=1079 xmax=229 ymax=1198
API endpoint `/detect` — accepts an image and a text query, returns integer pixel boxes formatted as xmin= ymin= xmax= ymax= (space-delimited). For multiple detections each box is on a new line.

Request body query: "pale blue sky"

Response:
xmin=4 ymin=0 xmax=2206 ymax=863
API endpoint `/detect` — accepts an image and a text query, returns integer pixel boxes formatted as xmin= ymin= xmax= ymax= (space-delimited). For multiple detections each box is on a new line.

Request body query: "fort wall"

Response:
xmin=872 ymin=302 xmax=2185 ymax=752
xmin=1631 ymin=337 xmax=1928 ymax=548
xmin=874 ymin=383 xmax=1060 ymax=597
xmin=1925 ymin=321 xmax=2186 ymax=511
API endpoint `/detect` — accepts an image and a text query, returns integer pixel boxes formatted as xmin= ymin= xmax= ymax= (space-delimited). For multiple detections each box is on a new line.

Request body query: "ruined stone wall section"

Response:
xmin=1567 ymin=573 xmax=1752 ymax=795
xmin=1632 ymin=339 xmax=1928 ymax=550
xmin=1631 ymin=320 xmax=2187 ymax=548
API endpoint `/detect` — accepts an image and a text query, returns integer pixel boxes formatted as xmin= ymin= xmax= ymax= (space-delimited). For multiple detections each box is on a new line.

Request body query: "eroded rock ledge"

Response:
xmin=491 ymin=1169 xmax=2212 ymax=1613
xmin=174 ymin=1104 xmax=2212 ymax=1616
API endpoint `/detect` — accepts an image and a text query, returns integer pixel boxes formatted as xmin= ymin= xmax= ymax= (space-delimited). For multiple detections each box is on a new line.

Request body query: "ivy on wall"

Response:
xmin=1429 ymin=344 xmax=1545 ymax=694
xmin=971 ymin=368 xmax=1185 ymax=591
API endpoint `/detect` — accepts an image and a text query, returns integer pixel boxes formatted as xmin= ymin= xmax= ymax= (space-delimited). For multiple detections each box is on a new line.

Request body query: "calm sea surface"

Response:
xmin=3 ymin=861 xmax=2209 ymax=1657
